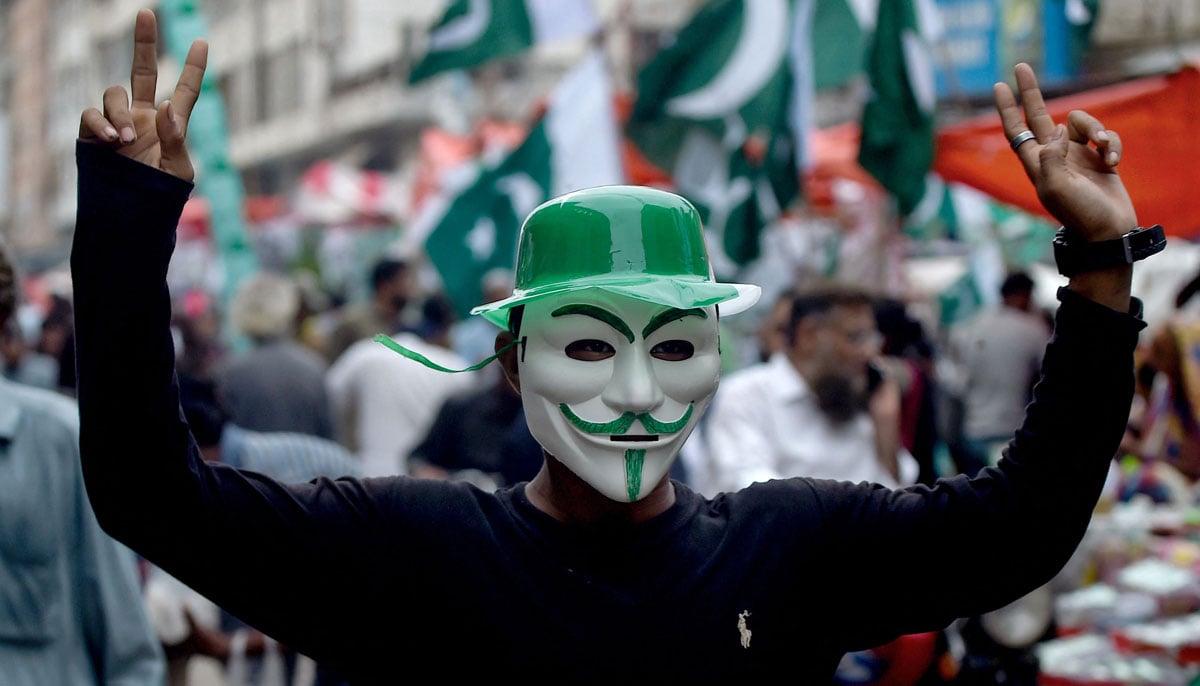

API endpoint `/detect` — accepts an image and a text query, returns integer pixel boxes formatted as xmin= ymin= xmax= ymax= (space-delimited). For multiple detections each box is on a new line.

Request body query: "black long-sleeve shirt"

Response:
xmin=72 ymin=142 xmax=1145 ymax=683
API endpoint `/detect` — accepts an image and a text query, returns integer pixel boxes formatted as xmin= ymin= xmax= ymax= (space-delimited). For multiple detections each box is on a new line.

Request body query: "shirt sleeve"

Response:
xmin=70 ymin=142 xmax=399 ymax=667
xmin=704 ymin=377 xmax=784 ymax=493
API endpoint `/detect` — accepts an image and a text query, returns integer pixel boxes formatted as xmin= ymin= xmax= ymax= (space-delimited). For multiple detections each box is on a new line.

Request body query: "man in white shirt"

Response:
xmin=326 ymin=295 xmax=481 ymax=477
xmin=703 ymin=284 xmax=918 ymax=494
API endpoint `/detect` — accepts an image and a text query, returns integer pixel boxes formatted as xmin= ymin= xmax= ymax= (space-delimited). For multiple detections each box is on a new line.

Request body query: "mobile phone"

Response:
xmin=866 ymin=362 xmax=884 ymax=394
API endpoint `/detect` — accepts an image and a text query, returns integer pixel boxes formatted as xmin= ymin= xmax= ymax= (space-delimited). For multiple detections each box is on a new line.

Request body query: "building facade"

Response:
xmin=0 ymin=0 xmax=1197 ymax=264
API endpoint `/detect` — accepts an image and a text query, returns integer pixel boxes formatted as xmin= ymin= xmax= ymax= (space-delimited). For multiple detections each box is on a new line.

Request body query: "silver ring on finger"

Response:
xmin=1009 ymin=130 xmax=1037 ymax=151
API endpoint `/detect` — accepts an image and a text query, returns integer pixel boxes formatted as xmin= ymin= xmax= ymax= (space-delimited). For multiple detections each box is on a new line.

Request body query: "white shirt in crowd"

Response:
xmin=326 ymin=332 xmax=480 ymax=477
xmin=700 ymin=352 xmax=919 ymax=495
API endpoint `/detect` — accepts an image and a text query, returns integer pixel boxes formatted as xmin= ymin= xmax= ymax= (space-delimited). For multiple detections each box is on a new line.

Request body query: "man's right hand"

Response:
xmin=77 ymin=8 xmax=207 ymax=182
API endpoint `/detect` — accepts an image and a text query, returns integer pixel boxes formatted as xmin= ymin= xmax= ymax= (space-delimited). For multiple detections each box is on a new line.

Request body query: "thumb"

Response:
xmin=156 ymin=100 xmax=195 ymax=181
xmin=1038 ymin=124 xmax=1070 ymax=185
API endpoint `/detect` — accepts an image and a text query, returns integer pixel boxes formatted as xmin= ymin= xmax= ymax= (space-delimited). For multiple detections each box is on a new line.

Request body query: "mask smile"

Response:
xmin=517 ymin=293 xmax=723 ymax=502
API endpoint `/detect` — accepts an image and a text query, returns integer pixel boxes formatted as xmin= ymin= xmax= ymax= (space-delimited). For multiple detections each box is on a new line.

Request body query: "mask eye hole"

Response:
xmin=565 ymin=339 xmax=615 ymax=361
xmin=650 ymin=340 xmax=694 ymax=361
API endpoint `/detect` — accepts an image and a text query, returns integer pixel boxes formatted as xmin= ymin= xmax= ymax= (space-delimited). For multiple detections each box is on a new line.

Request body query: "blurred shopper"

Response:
xmin=756 ymin=287 xmax=796 ymax=363
xmin=451 ymin=267 xmax=514 ymax=376
xmin=72 ymin=20 xmax=1155 ymax=682
xmin=0 ymin=242 xmax=165 ymax=684
xmin=876 ymin=297 xmax=941 ymax=486
xmin=144 ymin=390 xmax=359 ymax=686
xmin=409 ymin=371 xmax=543 ymax=489
xmin=948 ymin=272 xmax=1050 ymax=475
xmin=292 ymin=269 xmax=332 ymax=356
xmin=172 ymin=288 xmax=227 ymax=400
xmin=704 ymin=283 xmax=919 ymax=493
xmin=323 ymin=257 xmax=413 ymax=364
xmin=1 ymin=316 xmax=59 ymax=390
xmin=1136 ymin=287 xmax=1200 ymax=481
xmin=216 ymin=272 xmax=335 ymax=439
xmin=327 ymin=293 xmax=480 ymax=476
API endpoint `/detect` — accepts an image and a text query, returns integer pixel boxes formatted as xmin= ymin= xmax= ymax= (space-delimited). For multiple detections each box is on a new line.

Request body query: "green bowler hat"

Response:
xmin=470 ymin=185 xmax=762 ymax=328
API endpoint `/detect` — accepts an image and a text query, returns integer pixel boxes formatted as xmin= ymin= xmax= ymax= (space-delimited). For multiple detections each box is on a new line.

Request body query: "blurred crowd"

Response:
xmin=7 ymin=240 xmax=1200 ymax=686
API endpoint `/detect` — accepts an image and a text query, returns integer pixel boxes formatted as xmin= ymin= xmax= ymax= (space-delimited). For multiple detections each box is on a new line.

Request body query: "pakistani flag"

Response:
xmin=812 ymin=0 xmax=878 ymax=90
xmin=857 ymin=0 xmax=940 ymax=217
xmin=408 ymin=0 xmax=601 ymax=84
xmin=410 ymin=50 xmax=625 ymax=318
xmin=627 ymin=0 xmax=815 ymax=271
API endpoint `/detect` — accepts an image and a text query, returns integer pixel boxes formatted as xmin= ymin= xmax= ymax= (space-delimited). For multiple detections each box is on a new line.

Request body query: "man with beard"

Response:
xmin=704 ymin=284 xmax=918 ymax=493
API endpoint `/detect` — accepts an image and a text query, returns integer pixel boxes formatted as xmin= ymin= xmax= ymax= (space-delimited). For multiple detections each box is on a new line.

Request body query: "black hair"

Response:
xmin=785 ymin=284 xmax=875 ymax=346
xmin=507 ymin=305 xmax=526 ymax=336
xmin=875 ymin=297 xmax=931 ymax=358
xmin=1000 ymin=272 xmax=1035 ymax=298
xmin=370 ymin=258 xmax=408 ymax=291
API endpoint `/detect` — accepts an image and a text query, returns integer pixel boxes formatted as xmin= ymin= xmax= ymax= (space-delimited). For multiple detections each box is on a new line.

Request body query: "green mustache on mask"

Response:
xmin=558 ymin=404 xmax=694 ymax=435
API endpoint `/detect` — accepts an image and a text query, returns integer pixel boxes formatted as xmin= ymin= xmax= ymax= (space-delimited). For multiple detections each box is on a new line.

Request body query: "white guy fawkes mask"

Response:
xmin=516 ymin=290 xmax=722 ymax=502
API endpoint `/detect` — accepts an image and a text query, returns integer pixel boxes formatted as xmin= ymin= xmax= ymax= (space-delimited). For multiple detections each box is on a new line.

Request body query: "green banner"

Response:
xmin=160 ymin=0 xmax=258 ymax=348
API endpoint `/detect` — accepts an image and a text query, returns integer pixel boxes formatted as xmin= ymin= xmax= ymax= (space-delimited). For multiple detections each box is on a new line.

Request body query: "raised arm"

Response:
xmin=70 ymin=10 xmax=388 ymax=670
xmin=807 ymin=64 xmax=1152 ymax=648
xmin=994 ymin=62 xmax=1137 ymax=311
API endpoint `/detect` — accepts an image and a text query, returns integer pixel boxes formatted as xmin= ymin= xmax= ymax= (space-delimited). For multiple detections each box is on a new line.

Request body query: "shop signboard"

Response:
xmin=935 ymin=0 xmax=1077 ymax=98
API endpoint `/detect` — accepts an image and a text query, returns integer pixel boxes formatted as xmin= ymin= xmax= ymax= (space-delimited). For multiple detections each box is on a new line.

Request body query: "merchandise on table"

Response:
xmin=1035 ymin=634 xmax=1190 ymax=685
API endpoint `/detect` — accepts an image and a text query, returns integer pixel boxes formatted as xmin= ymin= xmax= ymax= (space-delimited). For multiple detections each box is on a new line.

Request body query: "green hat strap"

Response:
xmin=372 ymin=333 xmax=519 ymax=374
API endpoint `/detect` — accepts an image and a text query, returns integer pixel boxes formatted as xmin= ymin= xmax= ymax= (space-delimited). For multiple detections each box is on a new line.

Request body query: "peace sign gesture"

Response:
xmin=993 ymin=63 xmax=1137 ymax=243
xmin=78 ymin=9 xmax=208 ymax=182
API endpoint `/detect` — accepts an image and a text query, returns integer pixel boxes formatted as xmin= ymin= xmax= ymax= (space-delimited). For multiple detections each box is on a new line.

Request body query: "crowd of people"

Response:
xmin=8 ymin=207 xmax=1189 ymax=685
xmin=0 ymin=7 xmax=1192 ymax=686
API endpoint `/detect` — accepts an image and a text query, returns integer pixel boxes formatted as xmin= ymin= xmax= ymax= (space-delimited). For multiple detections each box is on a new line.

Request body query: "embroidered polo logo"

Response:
xmin=737 ymin=610 xmax=752 ymax=649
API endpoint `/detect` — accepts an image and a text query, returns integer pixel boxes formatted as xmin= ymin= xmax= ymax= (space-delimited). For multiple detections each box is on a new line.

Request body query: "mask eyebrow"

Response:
xmin=551 ymin=304 xmax=635 ymax=343
xmin=642 ymin=308 xmax=707 ymax=339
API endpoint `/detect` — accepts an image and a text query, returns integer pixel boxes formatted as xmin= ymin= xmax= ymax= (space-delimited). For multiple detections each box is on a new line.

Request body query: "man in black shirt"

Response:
xmin=71 ymin=9 xmax=1152 ymax=683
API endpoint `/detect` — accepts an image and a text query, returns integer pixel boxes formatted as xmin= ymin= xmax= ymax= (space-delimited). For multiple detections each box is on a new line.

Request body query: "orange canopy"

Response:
xmin=935 ymin=64 xmax=1200 ymax=240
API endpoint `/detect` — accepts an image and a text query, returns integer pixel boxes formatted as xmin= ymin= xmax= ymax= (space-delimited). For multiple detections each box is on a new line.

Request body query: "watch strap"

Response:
xmin=1053 ymin=224 xmax=1167 ymax=277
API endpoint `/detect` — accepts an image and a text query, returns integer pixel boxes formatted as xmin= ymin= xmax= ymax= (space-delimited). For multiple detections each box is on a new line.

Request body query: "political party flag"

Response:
xmin=409 ymin=49 xmax=625 ymax=318
xmin=857 ymin=0 xmax=941 ymax=217
xmin=626 ymin=0 xmax=815 ymax=271
xmin=408 ymin=0 xmax=601 ymax=84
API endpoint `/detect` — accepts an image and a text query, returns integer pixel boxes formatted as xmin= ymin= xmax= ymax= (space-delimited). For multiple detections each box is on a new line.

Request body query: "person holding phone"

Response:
xmin=703 ymin=283 xmax=917 ymax=494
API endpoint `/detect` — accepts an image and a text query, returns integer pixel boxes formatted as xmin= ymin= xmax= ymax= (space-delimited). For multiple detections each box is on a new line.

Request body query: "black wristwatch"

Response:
xmin=1052 ymin=224 xmax=1167 ymax=277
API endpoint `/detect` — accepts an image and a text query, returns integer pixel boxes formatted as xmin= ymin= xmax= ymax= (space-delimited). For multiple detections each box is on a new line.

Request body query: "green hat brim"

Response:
xmin=469 ymin=275 xmax=762 ymax=329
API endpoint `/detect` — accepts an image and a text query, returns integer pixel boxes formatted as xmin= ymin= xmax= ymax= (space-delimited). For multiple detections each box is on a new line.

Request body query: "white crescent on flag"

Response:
xmin=429 ymin=0 xmax=491 ymax=52
xmin=496 ymin=173 xmax=544 ymax=223
xmin=665 ymin=0 xmax=791 ymax=120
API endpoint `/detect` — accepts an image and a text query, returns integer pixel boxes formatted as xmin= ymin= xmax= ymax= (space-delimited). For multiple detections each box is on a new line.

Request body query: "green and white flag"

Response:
xmin=408 ymin=50 xmax=625 ymax=318
xmin=812 ymin=0 xmax=878 ymax=90
xmin=408 ymin=0 xmax=600 ymax=84
xmin=857 ymin=0 xmax=941 ymax=217
xmin=627 ymin=0 xmax=815 ymax=272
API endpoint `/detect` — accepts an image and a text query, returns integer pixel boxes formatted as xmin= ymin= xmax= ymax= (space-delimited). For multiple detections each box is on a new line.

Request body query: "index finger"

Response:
xmin=170 ymin=40 xmax=209 ymax=134
xmin=1013 ymin=63 xmax=1056 ymax=141
xmin=130 ymin=9 xmax=159 ymax=109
